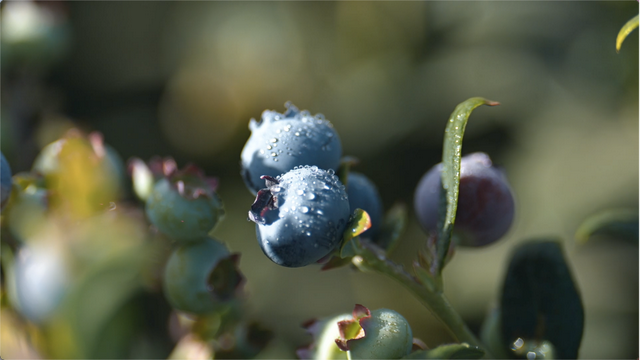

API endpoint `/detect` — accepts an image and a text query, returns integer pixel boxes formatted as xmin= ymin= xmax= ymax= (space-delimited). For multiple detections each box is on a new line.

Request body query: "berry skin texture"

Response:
xmin=1 ymin=151 xmax=12 ymax=211
xmin=346 ymin=172 xmax=383 ymax=240
xmin=163 ymin=237 xmax=240 ymax=314
xmin=336 ymin=305 xmax=413 ymax=360
xmin=248 ymin=166 xmax=350 ymax=268
xmin=145 ymin=178 xmax=224 ymax=242
xmin=241 ymin=103 xmax=342 ymax=194
xmin=414 ymin=152 xmax=515 ymax=247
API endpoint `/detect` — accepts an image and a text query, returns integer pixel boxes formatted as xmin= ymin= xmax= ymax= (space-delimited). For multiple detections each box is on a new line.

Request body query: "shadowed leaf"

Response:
xmin=500 ymin=240 xmax=583 ymax=359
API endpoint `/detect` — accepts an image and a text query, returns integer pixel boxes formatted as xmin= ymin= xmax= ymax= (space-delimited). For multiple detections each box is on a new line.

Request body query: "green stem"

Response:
xmin=352 ymin=241 xmax=493 ymax=358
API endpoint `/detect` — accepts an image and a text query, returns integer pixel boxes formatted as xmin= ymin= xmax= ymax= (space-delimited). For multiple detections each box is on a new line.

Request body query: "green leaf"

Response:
xmin=375 ymin=203 xmax=407 ymax=255
xmin=340 ymin=209 xmax=371 ymax=258
xmin=500 ymin=240 xmax=583 ymax=359
xmin=575 ymin=208 xmax=639 ymax=244
xmin=616 ymin=14 xmax=639 ymax=53
xmin=404 ymin=343 xmax=484 ymax=359
xmin=436 ymin=97 xmax=499 ymax=273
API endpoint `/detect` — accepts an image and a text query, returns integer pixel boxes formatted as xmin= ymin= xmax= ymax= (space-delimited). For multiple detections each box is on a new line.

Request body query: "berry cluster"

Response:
xmin=242 ymin=103 xmax=515 ymax=270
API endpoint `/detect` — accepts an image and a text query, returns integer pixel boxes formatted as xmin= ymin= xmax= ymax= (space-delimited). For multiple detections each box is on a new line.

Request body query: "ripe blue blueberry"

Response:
xmin=1 ymin=151 xmax=12 ymax=211
xmin=346 ymin=172 xmax=383 ymax=240
xmin=145 ymin=165 xmax=224 ymax=242
xmin=163 ymin=237 xmax=243 ymax=314
xmin=241 ymin=102 xmax=342 ymax=194
xmin=248 ymin=166 xmax=350 ymax=267
xmin=414 ymin=152 xmax=515 ymax=247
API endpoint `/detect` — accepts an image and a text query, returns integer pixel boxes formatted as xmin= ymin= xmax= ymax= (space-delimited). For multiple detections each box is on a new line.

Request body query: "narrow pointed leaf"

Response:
xmin=339 ymin=209 xmax=371 ymax=258
xmin=575 ymin=208 xmax=639 ymax=244
xmin=376 ymin=203 xmax=408 ymax=255
xmin=500 ymin=240 xmax=584 ymax=359
xmin=436 ymin=97 xmax=499 ymax=273
xmin=616 ymin=14 xmax=639 ymax=53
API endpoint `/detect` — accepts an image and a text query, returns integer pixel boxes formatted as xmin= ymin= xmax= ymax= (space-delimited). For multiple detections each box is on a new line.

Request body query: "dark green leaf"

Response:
xmin=375 ymin=203 xmax=407 ymax=255
xmin=404 ymin=343 xmax=484 ymax=359
xmin=575 ymin=208 xmax=639 ymax=244
xmin=500 ymin=240 xmax=583 ymax=359
xmin=436 ymin=97 xmax=499 ymax=273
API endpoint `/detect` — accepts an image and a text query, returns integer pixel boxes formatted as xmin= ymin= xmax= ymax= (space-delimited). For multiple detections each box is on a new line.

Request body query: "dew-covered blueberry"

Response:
xmin=163 ymin=237 xmax=243 ymax=314
xmin=145 ymin=164 xmax=224 ymax=242
xmin=248 ymin=166 xmax=350 ymax=267
xmin=414 ymin=152 xmax=515 ymax=247
xmin=241 ymin=102 xmax=342 ymax=194
xmin=335 ymin=304 xmax=413 ymax=359
xmin=346 ymin=172 xmax=383 ymax=240
xmin=1 ymin=151 xmax=13 ymax=211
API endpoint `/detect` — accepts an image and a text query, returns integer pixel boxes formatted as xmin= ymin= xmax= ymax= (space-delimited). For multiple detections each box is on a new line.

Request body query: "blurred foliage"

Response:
xmin=1 ymin=1 xmax=638 ymax=359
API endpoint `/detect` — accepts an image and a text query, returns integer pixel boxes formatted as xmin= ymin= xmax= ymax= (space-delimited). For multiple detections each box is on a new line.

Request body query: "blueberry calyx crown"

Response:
xmin=248 ymin=175 xmax=280 ymax=225
xmin=132 ymin=156 xmax=219 ymax=201
xmin=206 ymin=253 xmax=245 ymax=301
xmin=335 ymin=304 xmax=371 ymax=351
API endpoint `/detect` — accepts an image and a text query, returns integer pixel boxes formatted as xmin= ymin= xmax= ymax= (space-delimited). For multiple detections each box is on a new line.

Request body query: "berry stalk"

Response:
xmin=350 ymin=239 xmax=493 ymax=358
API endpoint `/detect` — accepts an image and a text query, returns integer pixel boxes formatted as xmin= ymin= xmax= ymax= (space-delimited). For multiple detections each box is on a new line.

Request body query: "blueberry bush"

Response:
xmin=1 ymin=2 xmax=638 ymax=359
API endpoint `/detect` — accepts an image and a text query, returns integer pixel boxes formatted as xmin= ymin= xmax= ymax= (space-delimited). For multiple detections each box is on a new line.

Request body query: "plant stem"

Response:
xmin=352 ymin=241 xmax=493 ymax=358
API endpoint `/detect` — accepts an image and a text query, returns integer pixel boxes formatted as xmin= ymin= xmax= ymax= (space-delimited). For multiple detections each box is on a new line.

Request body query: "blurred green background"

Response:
xmin=1 ymin=1 xmax=638 ymax=359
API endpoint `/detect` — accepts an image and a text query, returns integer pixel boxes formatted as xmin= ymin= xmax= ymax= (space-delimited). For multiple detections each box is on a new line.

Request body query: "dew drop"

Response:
xmin=300 ymin=206 xmax=310 ymax=213
xmin=294 ymin=132 xmax=300 ymax=137
xmin=305 ymin=193 xmax=316 ymax=200
xmin=270 ymin=138 xmax=278 ymax=143
xmin=296 ymin=189 xmax=304 ymax=196
xmin=266 ymin=145 xmax=272 ymax=150
xmin=271 ymin=152 xmax=277 ymax=157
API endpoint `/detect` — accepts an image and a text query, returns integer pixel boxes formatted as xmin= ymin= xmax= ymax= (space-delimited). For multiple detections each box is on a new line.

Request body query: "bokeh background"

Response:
xmin=1 ymin=1 xmax=638 ymax=359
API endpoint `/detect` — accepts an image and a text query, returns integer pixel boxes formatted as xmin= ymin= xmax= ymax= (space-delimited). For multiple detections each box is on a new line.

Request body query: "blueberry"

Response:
xmin=1 ymin=151 xmax=12 ymax=211
xmin=414 ymin=152 xmax=515 ymax=247
xmin=346 ymin=172 xmax=383 ymax=240
xmin=248 ymin=166 xmax=350 ymax=267
xmin=10 ymin=245 xmax=69 ymax=323
xmin=163 ymin=237 xmax=243 ymax=314
xmin=145 ymin=166 xmax=224 ymax=242
xmin=336 ymin=305 xmax=413 ymax=359
xmin=241 ymin=102 xmax=342 ymax=194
